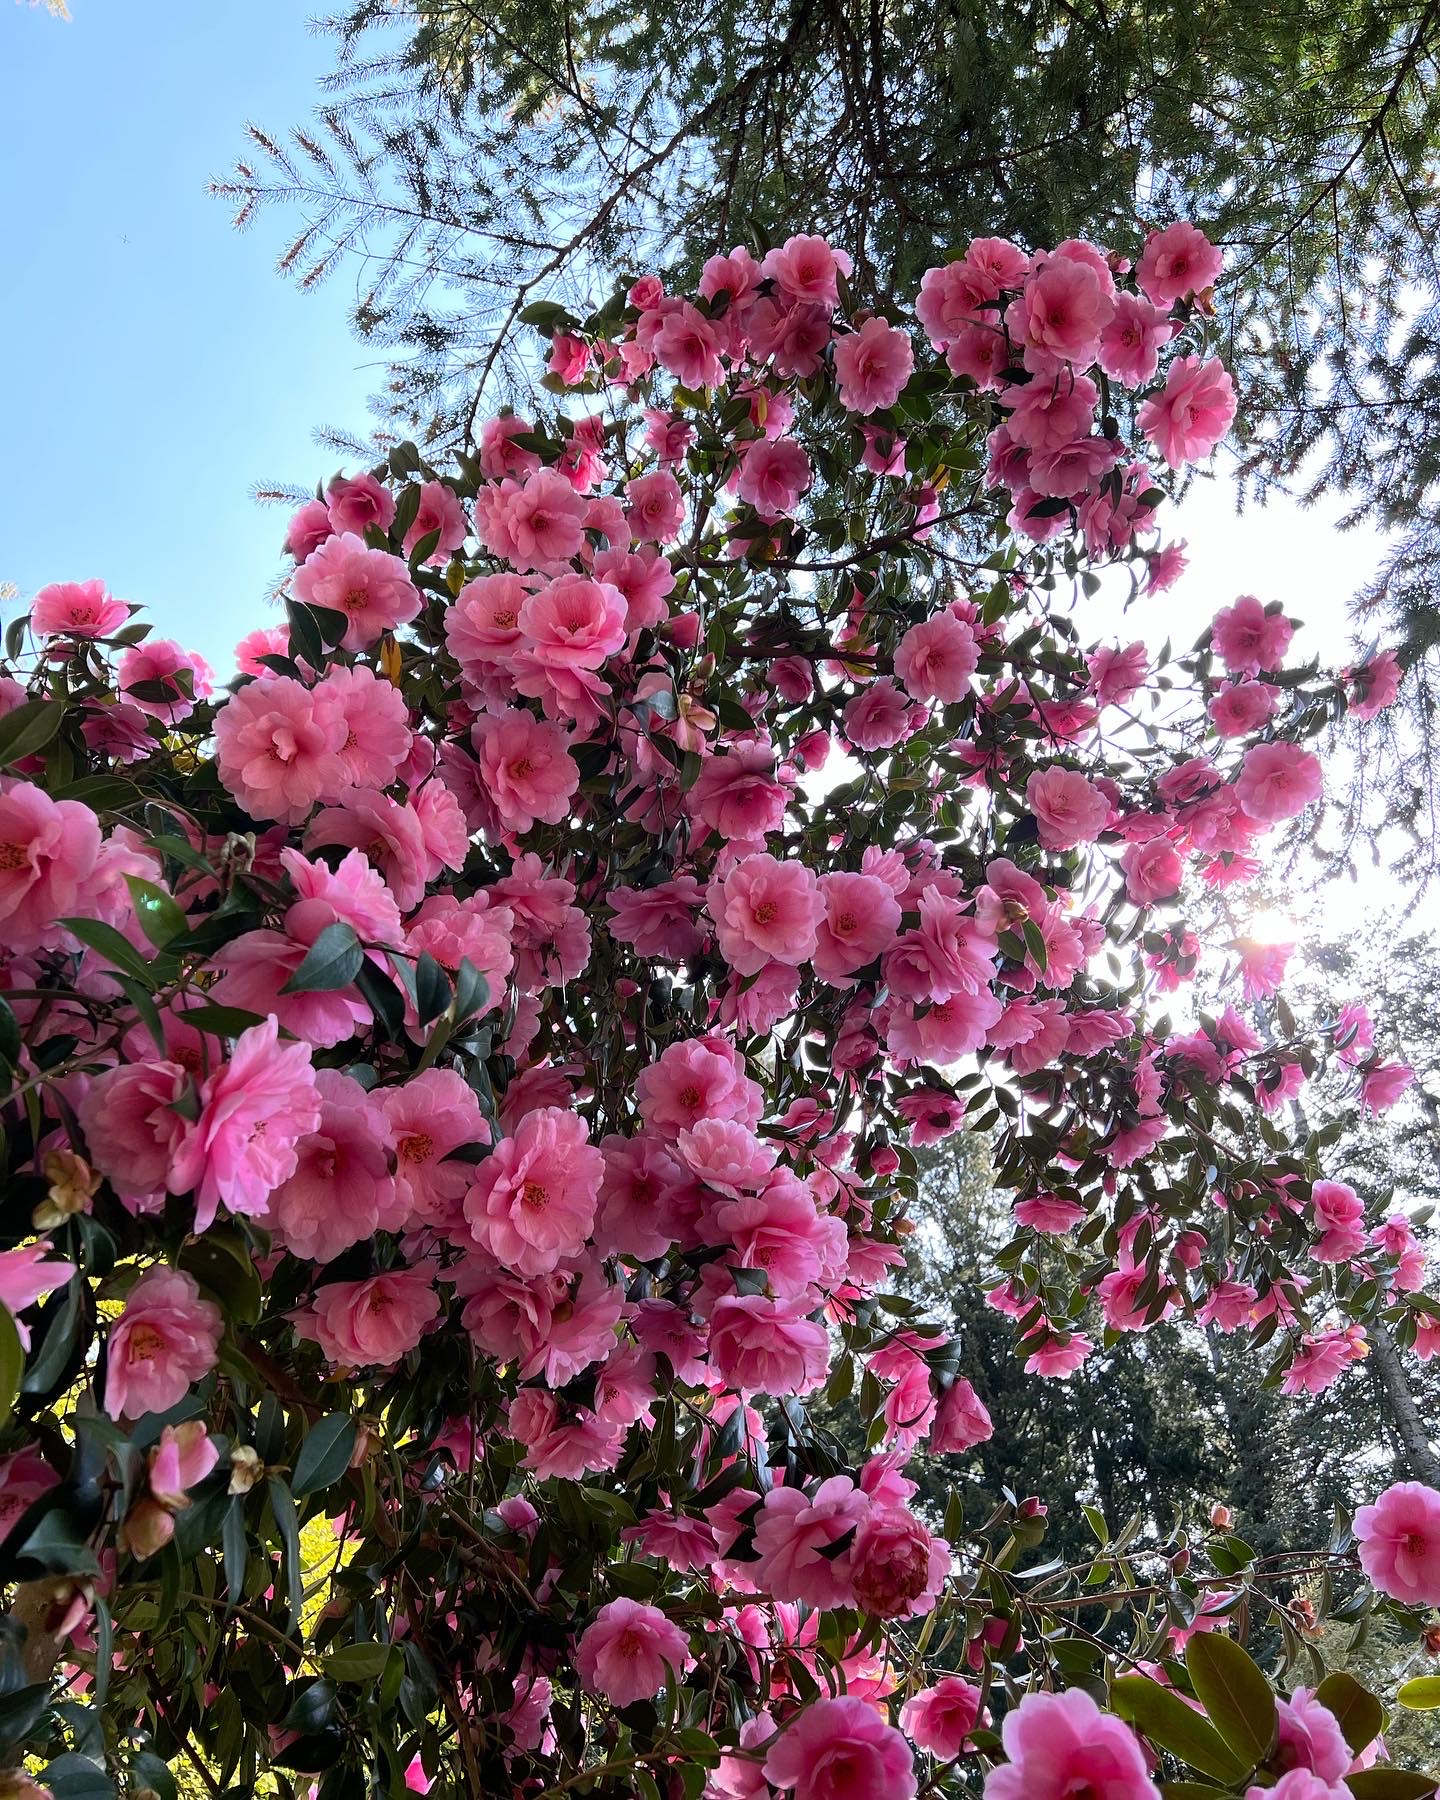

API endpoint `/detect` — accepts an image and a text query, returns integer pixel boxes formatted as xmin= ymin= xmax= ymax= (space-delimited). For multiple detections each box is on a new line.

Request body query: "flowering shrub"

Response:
xmin=0 ymin=226 xmax=1433 ymax=1798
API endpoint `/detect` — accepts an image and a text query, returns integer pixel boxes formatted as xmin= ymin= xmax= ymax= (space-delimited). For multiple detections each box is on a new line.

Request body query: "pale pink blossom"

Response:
xmin=764 ymin=1695 xmax=916 ymax=1800
xmin=0 ymin=1245 xmax=74 ymax=1350
xmin=1137 ymin=221 xmax=1223 ymax=304
xmin=166 ymin=1018 xmax=322 ymax=1233
xmin=31 ymin=578 xmax=130 ymax=639
xmin=1354 ymin=1480 xmax=1440 ymax=1605
xmin=1138 ymin=355 xmax=1237 ymax=467
xmin=293 ymin=532 xmax=421 ymax=651
xmin=575 ymin=1598 xmax=692 ymax=1705
xmin=308 ymin=1266 xmax=440 ymax=1367
xmin=735 ymin=438 xmax=812 ymax=520
xmin=901 ymin=1676 xmax=987 ymax=1759
xmin=1211 ymin=594 xmax=1294 ymax=675
xmin=105 ymin=1267 xmax=222 ymax=1420
xmin=464 ymin=1107 xmax=603 ymax=1277
xmin=0 ymin=782 xmax=101 ymax=950
xmin=710 ymin=1294 xmax=829 ymax=1396
xmin=326 ymin=471 xmax=397 ymax=538
xmin=894 ymin=611 xmax=979 ymax=704
xmin=1026 ymin=766 xmax=1109 ymax=850
xmin=213 ymin=676 xmax=347 ymax=825
xmin=986 ymin=1686 xmax=1158 ymax=1800
xmin=833 ymin=316 xmax=914 ymax=413
xmin=708 ymin=853 xmax=822 ymax=974
xmin=471 ymin=709 xmax=579 ymax=834
xmin=1236 ymin=742 xmax=1322 ymax=823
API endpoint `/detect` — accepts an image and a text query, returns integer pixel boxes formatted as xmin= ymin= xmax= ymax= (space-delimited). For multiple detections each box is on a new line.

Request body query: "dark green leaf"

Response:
xmin=268 ymin=1476 xmax=305 ymax=1635
xmin=59 ymin=917 xmax=157 ymax=986
xmin=291 ymin=1415 xmax=357 ymax=1499
xmin=122 ymin=874 xmax=187 ymax=950
xmin=1314 ymin=1671 xmax=1383 ymax=1752
xmin=0 ymin=699 xmax=66 ymax=766
xmin=1185 ymin=1632 xmax=1277 ymax=1767
xmin=0 ymin=1305 xmax=22 ymax=1429
xmin=280 ymin=921 xmax=362 ymax=994
xmin=1111 ymin=1674 xmax=1247 ymax=1783
xmin=1346 ymin=1774 xmax=1439 ymax=1799
xmin=40 ymin=1752 xmax=115 ymax=1799
xmin=323 ymin=1643 xmax=393 ymax=1682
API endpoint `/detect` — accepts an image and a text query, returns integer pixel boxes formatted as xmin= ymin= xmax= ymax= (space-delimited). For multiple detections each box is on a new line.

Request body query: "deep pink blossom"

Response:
xmin=464 ymin=1107 xmax=603 ymax=1277
xmin=1354 ymin=1481 xmax=1440 ymax=1605
xmin=764 ymin=1695 xmax=916 ymax=1800
xmin=987 ymin=1686 xmax=1158 ymax=1800
xmin=834 ymin=317 xmax=914 ymax=413
xmin=1138 ymin=355 xmax=1237 ymax=467
xmin=575 ymin=1598 xmax=692 ymax=1706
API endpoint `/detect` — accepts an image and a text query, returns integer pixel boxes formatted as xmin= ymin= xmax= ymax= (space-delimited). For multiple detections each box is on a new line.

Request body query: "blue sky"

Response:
xmin=1 ymin=1 xmax=379 ymax=670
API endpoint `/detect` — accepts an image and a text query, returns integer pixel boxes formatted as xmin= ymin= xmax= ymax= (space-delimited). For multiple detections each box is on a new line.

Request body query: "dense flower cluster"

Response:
xmin=0 ymin=225 xmax=1431 ymax=1799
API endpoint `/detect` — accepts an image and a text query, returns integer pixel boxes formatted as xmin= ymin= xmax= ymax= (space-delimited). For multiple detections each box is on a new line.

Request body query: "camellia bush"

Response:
xmin=0 ymin=223 xmax=1436 ymax=1800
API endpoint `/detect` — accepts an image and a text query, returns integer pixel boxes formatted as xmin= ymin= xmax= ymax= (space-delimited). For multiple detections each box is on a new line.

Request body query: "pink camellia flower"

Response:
xmin=607 ymin=876 xmax=706 ymax=960
xmin=79 ymin=1060 xmax=192 ymax=1207
xmin=813 ymin=870 xmax=902 ymax=982
xmin=710 ymin=1295 xmax=829 ymax=1396
xmin=478 ymin=413 xmax=542 ymax=482
xmin=0 ymin=781 xmax=102 ymax=951
xmin=625 ymin=469 xmax=686 ymax=543
xmin=929 ymin=1377 xmax=994 ymax=1453
xmin=1354 ymin=1480 xmax=1440 ymax=1605
xmin=147 ymin=1420 xmax=219 ymax=1509
xmin=901 ymin=1676 xmax=988 ymax=1759
xmin=1026 ymin=766 xmax=1109 ymax=851
xmin=987 ymin=1686 xmax=1158 ymax=1800
xmin=105 ymin=1267 xmax=222 ymax=1420
xmin=475 ymin=467 xmax=588 ymax=570
xmin=850 ymin=1506 xmax=949 ymax=1618
xmin=575 ymin=1598 xmax=692 ymax=1706
xmin=403 ymin=481 xmax=468 ymax=562
xmin=1088 ymin=641 xmax=1149 ymax=706
xmin=1346 ymin=648 xmax=1402 ymax=720
xmin=896 ymin=1089 xmax=967 ymax=1146
xmin=752 ymin=1476 xmax=869 ymax=1606
xmin=518 ymin=574 xmax=628 ymax=671
xmin=844 ymin=677 xmax=917 ymax=751
xmin=305 ymin=789 xmax=429 ymax=912
xmin=1360 ymin=1060 xmax=1414 ymax=1113
xmin=894 ymin=611 xmax=979 ymax=705
xmin=708 ymin=853 xmax=822 ymax=975
xmin=764 ymin=1695 xmax=917 ymax=1800
xmin=316 ymin=662 xmax=412 ymax=790
xmin=652 ymin=302 xmax=723 ymax=390
xmin=1274 ymin=1688 xmax=1353 ymax=1784
xmin=634 ymin=1034 xmax=763 ymax=1135
xmin=30 ymin=578 xmax=130 ymax=639
xmin=270 ymin=1070 xmax=399 ymax=1261
xmin=446 ymin=571 xmax=528 ymax=674
xmin=1244 ymin=1775 xmax=1351 ymax=1800
xmin=0 ymin=1245 xmax=74 ymax=1349
xmin=1137 ymin=221 xmax=1224 ymax=304
xmin=213 ymin=675 xmax=347 ymax=825
xmin=292 ymin=532 xmax=421 ymax=651
xmin=1211 ymin=594 xmax=1294 ymax=675
xmin=326 ymin=471 xmax=397 ymax=538
xmin=1121 ymin=837 xmax=1184 ymax=905
xmin=285 ymin=499 xmax=334 ymax=563
xmin=308 ymin=1266 xmax=441 ymax=1368
xmin=0 ymin=1448 xmax=59 ymax=1542
xmin=689 ymin=739 xmax=790 ymax=842
xmin=834 ymin=317 xmax=914 ymax=414
xmin=735 ymin=438 xmax=812 ymax=520
xmin=464 ymin=1106 xmax=603 ymax=1277
xmin=381 ymin=1068 xmax=490 ymax=1231
xmin=1007 ymin=255 xmax=1114 ymax=364
xmin=761 ymin=233 xmax=851 ymax=307
xmin=234 ymin=625 xmax=292 ymax=676
xmin=166 ymin=1018 xmax=323 ymax=1233
xmin=1097 ymin=292 xmax=1172 ymax=385
xmin=471 ymin=708 xmax=579 ymax=834
xmin=675 ymin=1117 xmax=777 ymax=1196
xmin=1138 ymin=355 xmax=1237 ymax=468
xmin=1236 ymin=741 xmax=1323 ymax=823
xmin=118 ymin=638 xmax=214 ymax=724
xmin=1209 ymin=680 xmax=1280 ymax=737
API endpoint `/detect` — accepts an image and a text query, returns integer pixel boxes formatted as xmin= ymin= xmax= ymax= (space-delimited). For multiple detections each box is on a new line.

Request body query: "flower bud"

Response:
xmin=1210 ymin=1504 xmax=1233 ymax=1530
xmin=228 ymin=1445 xmax=264 ymax=1495
xmin=121 ymin=1498 xmax=175 ymax=1560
